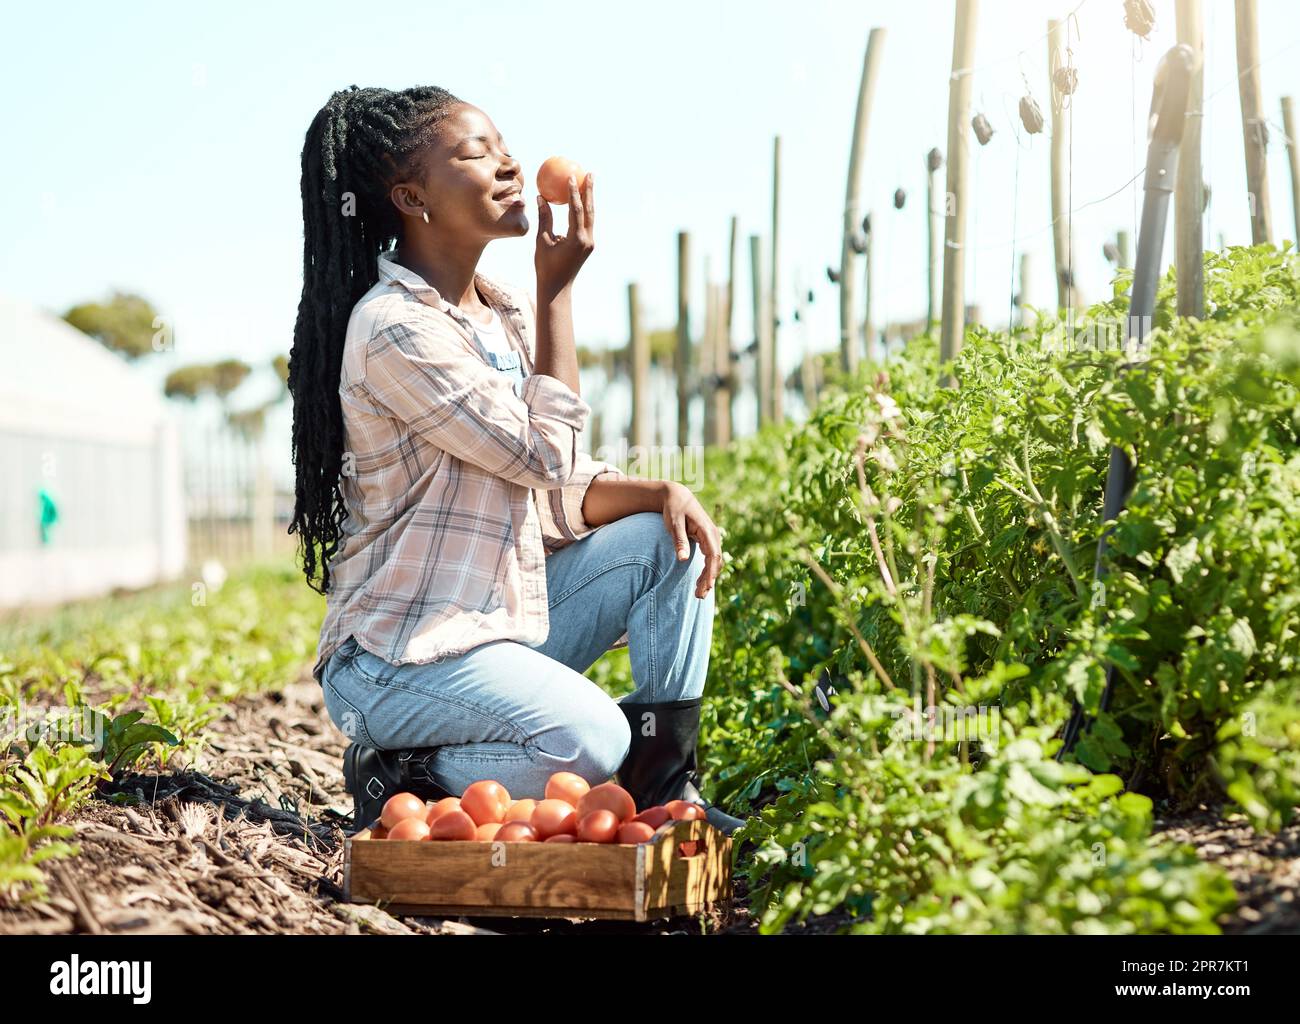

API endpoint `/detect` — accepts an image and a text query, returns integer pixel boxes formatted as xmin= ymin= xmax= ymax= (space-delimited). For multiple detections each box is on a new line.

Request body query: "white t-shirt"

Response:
xmin=468 ymin=305 xmax=512 ymax=358
xmin=468 ymin=304 xmax=526 ymax=396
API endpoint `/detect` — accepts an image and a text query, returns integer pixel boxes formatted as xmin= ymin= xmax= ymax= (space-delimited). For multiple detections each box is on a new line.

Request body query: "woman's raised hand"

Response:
xmin=535 ymin=172 xmax=595 ymax=303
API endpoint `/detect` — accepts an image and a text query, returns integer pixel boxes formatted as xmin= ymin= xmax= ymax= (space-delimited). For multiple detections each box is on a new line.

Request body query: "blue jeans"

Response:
xmin=320 ymin=511 xmax=715 ymax=800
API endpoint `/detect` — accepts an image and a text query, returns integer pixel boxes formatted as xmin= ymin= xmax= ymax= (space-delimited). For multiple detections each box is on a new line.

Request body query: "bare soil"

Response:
xmin=1 ymin=674 xmax=1295 ymax=935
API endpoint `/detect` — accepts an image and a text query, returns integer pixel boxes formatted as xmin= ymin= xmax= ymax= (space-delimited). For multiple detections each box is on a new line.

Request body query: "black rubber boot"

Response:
xmin=342 ymin=743 xmax=453 ymax=833
xmin=614 ymin=697 xmax=747 ymax=835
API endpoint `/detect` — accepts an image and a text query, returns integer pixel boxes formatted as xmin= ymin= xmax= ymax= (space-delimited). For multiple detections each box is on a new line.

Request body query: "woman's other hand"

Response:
xmin=661 ymin=482 xmax=723 ymax=598
xmin=535 ymin=172 xmax=595 ymax=303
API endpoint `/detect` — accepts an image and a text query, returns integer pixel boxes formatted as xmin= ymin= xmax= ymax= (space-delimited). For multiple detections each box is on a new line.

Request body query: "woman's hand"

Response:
xmin=661 ymin=482 xmax=723 ymax=598
xmin=535 ymin=172 xmax=595 ymax=303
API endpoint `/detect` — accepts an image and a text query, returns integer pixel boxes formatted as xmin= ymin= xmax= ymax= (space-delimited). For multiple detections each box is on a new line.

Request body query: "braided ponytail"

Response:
xmin=287 ymin=85 xmax=460 ymax=593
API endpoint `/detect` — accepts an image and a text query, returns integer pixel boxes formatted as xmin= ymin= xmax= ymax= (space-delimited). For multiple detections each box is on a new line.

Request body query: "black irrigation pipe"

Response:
xmin=1057 ymin=44 xmax=1198 ymax=761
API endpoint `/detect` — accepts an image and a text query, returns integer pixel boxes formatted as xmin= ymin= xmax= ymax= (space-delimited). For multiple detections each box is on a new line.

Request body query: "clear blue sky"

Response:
xmin=3 ymin=0 xmax=1297 ymax=461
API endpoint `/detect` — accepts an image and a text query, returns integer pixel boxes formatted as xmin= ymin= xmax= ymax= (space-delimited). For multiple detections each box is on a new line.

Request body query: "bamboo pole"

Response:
xmin=1282 ymin=96 xmax=1300 ymax=243
xmin=926 ymin=148 xmax=943 ymax=330
xmin=675 ymin=231 xmax=691 ymax=447
xmin=628 ymin=282 xmax=649 ymax=451
xmin=770 ymin=135 xmax=784 ymax=423
xmin=940 ymin=0 xmax=978 ymax=369
xmin=1235 ymin=0 xmax=1273 ymax=245
xmin=750 ymin=234 xmax=770 ymax=430
xmin=1047 ymin=17 xmax=1078 ymax=313
xmin=1176 ymin=0 xmax=1205 ymax=318
xmin=839 ymin=28 xmax=887 ymax=374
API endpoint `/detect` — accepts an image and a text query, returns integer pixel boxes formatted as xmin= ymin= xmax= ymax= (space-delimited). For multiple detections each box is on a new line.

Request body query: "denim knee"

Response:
xmin=568 ymin=700 xmax=632 ymax=785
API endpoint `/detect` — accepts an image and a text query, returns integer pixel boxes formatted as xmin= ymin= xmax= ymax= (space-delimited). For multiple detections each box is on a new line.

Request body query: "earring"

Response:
xmin=422 ymin=211 xmax=430 ymax=224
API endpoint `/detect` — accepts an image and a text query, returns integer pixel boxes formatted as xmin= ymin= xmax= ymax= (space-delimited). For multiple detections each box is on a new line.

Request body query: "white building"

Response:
xmin=0 ymin=296 xmax=186 ymax=608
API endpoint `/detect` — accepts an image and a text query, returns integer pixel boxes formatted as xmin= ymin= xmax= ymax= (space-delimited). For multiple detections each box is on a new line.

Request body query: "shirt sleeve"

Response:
xmin=360 ymin=319 xmax=590 ymax=490
xmin=535 ymin=452 xmax=626 ymax=552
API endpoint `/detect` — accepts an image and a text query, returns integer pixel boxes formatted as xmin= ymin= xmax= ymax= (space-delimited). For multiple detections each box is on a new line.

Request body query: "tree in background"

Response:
xmin=63 ymin=293 xmax=163 ymax=360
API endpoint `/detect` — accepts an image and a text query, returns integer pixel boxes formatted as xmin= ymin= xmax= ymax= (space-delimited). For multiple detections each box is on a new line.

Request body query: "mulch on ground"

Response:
xmin=1 ymin=673 xmax=1294 ymax=935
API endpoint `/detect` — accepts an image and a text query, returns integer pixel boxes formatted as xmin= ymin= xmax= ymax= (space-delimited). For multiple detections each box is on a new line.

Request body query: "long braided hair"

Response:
xmin=288 ymin=85 xmax=460 ymax=594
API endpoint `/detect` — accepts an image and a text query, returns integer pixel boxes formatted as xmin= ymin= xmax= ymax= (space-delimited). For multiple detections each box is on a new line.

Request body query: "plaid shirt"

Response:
xmin=312 ymin=251 xmax=624 ymax=683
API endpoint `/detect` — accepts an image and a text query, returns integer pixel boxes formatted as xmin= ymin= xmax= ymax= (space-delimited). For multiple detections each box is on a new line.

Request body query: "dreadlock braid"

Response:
xmin=288 ymin=85 xmax=460 ymax=594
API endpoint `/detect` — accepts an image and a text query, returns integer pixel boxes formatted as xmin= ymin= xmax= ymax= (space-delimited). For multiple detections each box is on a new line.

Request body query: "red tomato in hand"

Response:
xmin=429 ymin=809 xmax=477 ymax=841
xmin=531 ymin=798 xmax=578 ymax=839
xmin=461 ymin=780 xmax=512 ymax=826
xmin=577 ymin=782 xmax=637 ymax=823
xmin=576 ymin=809 xmax=620 ymax=844
xmin=545 ymin=771 xmax=590 ymax=807
xmin=387 ymin=818 xmax=432 ymax=841
xmin=496 ymin=821 xmax=539 ymax=842
xmin=381 ymin=792 xmax=426 ymax=831
xmin=537 ymin=156 xmax=587 ymax=204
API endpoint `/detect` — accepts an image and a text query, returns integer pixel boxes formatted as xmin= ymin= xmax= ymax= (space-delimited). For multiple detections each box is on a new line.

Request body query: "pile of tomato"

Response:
xmin=369 ymin=771 xmax=704 ymax=843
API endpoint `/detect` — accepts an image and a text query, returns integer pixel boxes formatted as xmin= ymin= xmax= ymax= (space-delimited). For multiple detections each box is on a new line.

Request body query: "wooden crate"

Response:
xmin=344 ymin=818 xmax=732 ymax=922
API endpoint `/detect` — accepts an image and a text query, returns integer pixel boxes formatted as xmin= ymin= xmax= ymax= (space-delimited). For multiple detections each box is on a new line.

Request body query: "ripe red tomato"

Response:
xmin=576 ymin=809 xmax=620 ymax=844
xmin=429 ymin=809 xmax=477 ymax=841
xmin=503 ymin=799 xmax=537 ymax=823
xmin=544 ymin=834 xmax=577 ymax=844
xmin=577 ymin=782 xmax=636 ymax=823
xmin=616 ymin=821 xmax=656 ymax=845
xmin=531 ymin=798 xmax=579 ymax=839
xmin=632 ymin=805 xmax=672 ymax=829
xmin=537 ymin=156 xmax=587 ymax=204
xmin=387 ymin=817 xmax=432 ymax=841
xmin=545 ymin=771 xmax=590 ymax=807
xmin=461 ymin=780 xmax=512 ymax=826
xmin=476 ymin=822 xmax=503 ymax=842
xmin=381 ymin=792 xmax=426 ymax=831
xmin=496 ymin=821 xmax=539 ymax=842
xmin=665 ymin=800 xmax=705 ymax=821
xmin=424 ymin=797 xmax=462 ymax=827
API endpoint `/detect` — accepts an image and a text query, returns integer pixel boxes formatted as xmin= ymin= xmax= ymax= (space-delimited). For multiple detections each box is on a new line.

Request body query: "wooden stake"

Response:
xmin=940 ymin=0 xmax=978 ymax=369
xmin=1117 ymin=229 xmax=1132 ymax=270
xmin=722 ymin=216 xmax=737 ymax=442
xmin=1047 ymin=17 xmax=1078 ymax=313
xmin=770 ymin=135 xmax=784 ymax=423
xmin=1235 ymin=0 xmax=1273 ymax=245
xmin=1176 ymin=0 xmax=1205 ymax=318
xmin=926 ymin=149 xmax=943 ymax=329
xmin=750 ymin=234 xmax=770 ymax=430
xmin=863 ymin=218 xmax=875 ymax=360
xmin=627 ymin=283 xmax=650 ymax=451
xmin=796 ymin=270 xmax=817 ymax=411
xmin=839 ymin=28 xmax=887 ymax=374
xmin=1018 ymin=251 xmax=1034 ymax=327
xmin=675 ymin=231 xmax=691 ymax=447
xmin=702 ymin=256 xmax=717 ymax=447
xmin=1282 ymin=96 xmax=1300 ymax=244
xmin=712 ymin=283 xmax=732 ymax=446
